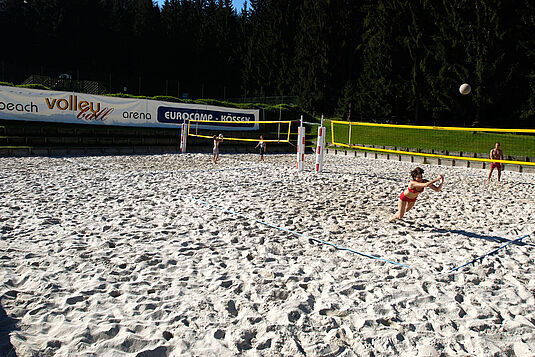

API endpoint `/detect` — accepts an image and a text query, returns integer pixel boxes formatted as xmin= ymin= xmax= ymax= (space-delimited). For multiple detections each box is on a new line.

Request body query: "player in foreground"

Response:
xmin=488 ymin=142 xmax=503 ymax=182
xmin=213 ymin=134 xmax=224 ymax=163
xmin=255 ymin=135 xmax=266 ymax=161
xmin=389 ymin=167 xmax=444 ymax=222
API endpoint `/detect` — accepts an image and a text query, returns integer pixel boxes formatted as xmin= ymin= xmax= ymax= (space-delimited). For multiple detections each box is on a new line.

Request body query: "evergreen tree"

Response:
xmin=515 ymin=0 xmax=535 ymax=124
xmin=466 ymin=0 xmax=516 ymax=126
xmin=428 ymin=0 xmax=523 ymax=126
xmin=199 ymin=0 xmax=240 ymax=98
xmin=356 ymin=0 xmax=407 ymax=122
xmin=293 ymin=0 xmax=329 ymax=113
xmin=424 ymin=0 xmax=474 ymax=126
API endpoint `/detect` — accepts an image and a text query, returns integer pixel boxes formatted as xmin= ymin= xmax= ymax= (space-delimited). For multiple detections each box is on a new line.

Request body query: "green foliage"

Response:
xmin=239 ymin=0 xmax=301 ymax=99
xmin=6 ymin=84 xmax=313 ymax=122
xmin=103 ymin=93 xmax=156 ymax=100
xmin=516 ymin=1 xmax=535 ymax=122
xmin=348 ymin=0 xmax=535 ymax=127
xmin=102 ymin=93 xmax=315 ymax=122
xmin=0 ymin=82 xmax=51 ymax=90
xmin=150 ymin=96 xmax=189 ymax=104
xmin=17 ymin=84 xmax=51 ymax=90
xmin=194 ymin=98 xmax=239 ymax=107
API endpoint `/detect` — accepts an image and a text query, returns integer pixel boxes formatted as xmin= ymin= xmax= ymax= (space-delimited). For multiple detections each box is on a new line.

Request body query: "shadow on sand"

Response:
xmin=0 ymin=299 xmax=18 ymax=357
xmin=415 ymin=223 xmax=533 ymax=247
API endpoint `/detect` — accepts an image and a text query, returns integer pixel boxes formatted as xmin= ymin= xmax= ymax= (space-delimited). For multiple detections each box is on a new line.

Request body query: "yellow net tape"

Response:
xmin=330 ymin=121 xmax=535 ymax=133
xmin=187 ymin=120 xmax=292 ymax=143
xmin=330 ymin=120 xmax=535 ymax=166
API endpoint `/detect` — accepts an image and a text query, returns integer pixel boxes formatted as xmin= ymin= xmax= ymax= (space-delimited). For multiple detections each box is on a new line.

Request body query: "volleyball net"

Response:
xmin=330 ymin=121 xmax=535 ymax=166
xmin=187 ymin=120 xmax=293 ymax=143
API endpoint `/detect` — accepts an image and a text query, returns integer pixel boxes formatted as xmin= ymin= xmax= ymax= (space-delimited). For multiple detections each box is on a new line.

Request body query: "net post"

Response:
xmin=297 ymin=115 xmax=305 ymax=171
xmin=315 ymin=115 xmax=326 ymax=173
xmin=180 ymin=122 xmax=187 ymax=153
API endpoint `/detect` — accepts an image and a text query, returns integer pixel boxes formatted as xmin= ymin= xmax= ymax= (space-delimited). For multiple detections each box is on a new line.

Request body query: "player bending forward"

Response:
xmin=389 ymin=167 xmax=444 ymax=222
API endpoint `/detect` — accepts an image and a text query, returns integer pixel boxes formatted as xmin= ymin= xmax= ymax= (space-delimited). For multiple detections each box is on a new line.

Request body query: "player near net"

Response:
xmin=255 ymin=135 xmax=266 ymax=161
xmin=389 ymin=167 xmax=444 ymax=222
xmin=187 ymin=119 xmax=293 ymax=161
xmin=487 ymin=142 xmax=503 ymax=182
xmin=212 ymin=134 xmax=223 ymax=163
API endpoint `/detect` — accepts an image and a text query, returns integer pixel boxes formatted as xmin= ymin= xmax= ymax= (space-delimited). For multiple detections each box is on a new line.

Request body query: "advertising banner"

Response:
xmin=0 ymin=85 xmax=259 ymax=130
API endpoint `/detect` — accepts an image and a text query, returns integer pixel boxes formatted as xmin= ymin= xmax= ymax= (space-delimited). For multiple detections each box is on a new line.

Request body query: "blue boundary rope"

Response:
xmin=188 ymin=196 xmax=410 ymax=268
xmin=449 ymin=233 xmax=531 ymax=273
xmin=62 ymin=157 xmax=531 ymax=274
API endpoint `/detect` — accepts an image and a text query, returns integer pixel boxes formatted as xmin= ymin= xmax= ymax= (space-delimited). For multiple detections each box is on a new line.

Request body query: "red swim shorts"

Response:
xmin=491 ymin=162 xmax=502 ymax=169
xmin=399 ymin=192 xmax=417 ymax=202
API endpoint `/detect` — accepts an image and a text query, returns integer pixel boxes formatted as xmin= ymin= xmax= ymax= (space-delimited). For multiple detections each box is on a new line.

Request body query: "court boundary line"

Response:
xmin=449 ymin=232 xmax=532 ymax=273
xmin=188 ymin=196 xmax=411 ymax=268
xmin=61 ymin=156 xmax=532 ymax=275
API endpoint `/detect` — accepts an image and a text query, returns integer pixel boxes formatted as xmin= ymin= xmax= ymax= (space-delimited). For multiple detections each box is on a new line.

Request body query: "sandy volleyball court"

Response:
xmin=1 ymin=153 xmax=534 ymax=356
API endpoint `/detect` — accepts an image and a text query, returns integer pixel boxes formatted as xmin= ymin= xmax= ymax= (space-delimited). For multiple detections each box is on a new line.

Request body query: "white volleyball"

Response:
xmin=459 ymin=83 xmax=471 ymax=95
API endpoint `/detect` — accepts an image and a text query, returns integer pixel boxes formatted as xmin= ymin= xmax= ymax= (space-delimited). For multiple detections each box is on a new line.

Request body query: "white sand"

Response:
xmin=1 ymin=153 xmax=534 ymax=356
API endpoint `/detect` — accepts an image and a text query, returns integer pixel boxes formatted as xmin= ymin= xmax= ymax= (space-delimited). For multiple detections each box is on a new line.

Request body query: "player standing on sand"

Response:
xmin=255 ymin=135 xmax=266 ymax=161
xmin=389 ymin=167 xmax=444 ymax=222
xmin=213 ymin=134 xmax=223 ymax=163
xmin=488 ymin=142 xmax=504 ymax=182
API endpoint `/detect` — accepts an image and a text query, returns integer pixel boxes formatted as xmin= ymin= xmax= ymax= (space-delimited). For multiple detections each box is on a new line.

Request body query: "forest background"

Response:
xmin=0 ymin=0 xmax=534 ymax=128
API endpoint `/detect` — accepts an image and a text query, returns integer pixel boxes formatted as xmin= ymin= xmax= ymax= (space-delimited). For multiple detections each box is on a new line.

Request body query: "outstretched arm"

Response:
xmin=411 ymin=176 xmax=443 ymax=191
xmin=428 ymin=175 xmax=444 ymax=192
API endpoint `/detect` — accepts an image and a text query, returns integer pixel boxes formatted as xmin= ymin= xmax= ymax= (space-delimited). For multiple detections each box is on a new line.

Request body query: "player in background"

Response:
xmin=255 ymin=135 xmax=266 ymax=161
xmin=488 ymin=142 xmax=504 ymax=182
xmin=213 ymin=134 xmax=224 ymax=163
